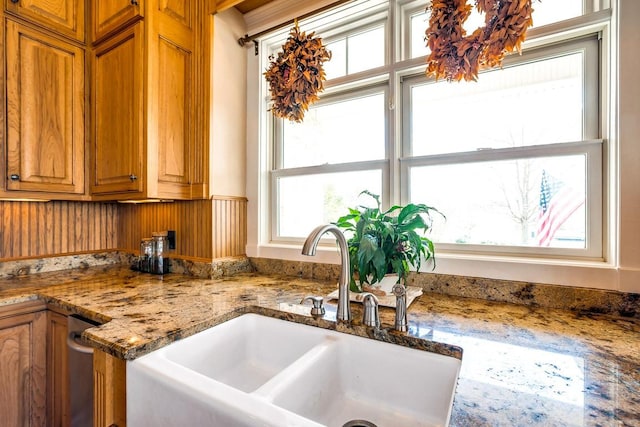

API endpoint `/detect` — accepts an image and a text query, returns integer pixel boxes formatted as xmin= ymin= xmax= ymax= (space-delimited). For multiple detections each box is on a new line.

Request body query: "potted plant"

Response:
xmin=333 ymin=190 xmax=443 ymax=293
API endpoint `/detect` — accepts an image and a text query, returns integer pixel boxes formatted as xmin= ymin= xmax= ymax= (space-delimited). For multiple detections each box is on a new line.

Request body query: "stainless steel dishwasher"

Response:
xmin=67 ymin=315 xmax=98 ymax=427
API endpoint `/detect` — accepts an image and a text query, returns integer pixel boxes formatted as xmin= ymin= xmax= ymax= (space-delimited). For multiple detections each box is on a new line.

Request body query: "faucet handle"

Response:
xmin=361 ymin=293 xmax=380 ymax=328
xmin=301 ymin=295 xmax=326 ymax=317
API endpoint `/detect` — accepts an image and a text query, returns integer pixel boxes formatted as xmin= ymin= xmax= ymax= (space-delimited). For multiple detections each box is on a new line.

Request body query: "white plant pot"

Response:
xmin=359 ymin=274 xmax=403 ymax=296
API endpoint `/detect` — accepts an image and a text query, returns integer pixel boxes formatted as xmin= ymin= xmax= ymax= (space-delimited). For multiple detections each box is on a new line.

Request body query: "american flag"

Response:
xmin=536 ymin=170 xmax=585 ymax=246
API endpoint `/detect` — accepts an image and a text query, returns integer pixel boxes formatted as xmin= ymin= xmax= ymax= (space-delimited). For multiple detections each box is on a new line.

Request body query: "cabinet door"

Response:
xmin=5 ymin=0 xmax=85 ymax=41
xmin=0 ymin=309 xmax=47 ymax=426
xmin=149 ymin=0 xmax=195 ymax=199
xmin=92 ymin=0 xmax=144 ymax=44
xmin=47 ymin=311 xmax=68 ymax=427
xmin=91 ymin=22 xmax=144 ymax=196
xmin=5 ymin=19 xmax=85 ymax=194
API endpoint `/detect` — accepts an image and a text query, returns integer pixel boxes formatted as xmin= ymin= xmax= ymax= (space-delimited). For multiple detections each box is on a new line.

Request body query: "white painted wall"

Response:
xmin=211 ymin=9 xmax=247 ymax=197
xmin=616 ymin=0 xmax=640 ymax=292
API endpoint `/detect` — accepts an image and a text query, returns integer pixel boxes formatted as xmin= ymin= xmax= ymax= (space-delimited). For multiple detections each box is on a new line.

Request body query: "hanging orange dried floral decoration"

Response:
xmin=264 ymin=23 xmax=332 ymax=122
xmin=425 ymin=0 xmax=535 ymax=82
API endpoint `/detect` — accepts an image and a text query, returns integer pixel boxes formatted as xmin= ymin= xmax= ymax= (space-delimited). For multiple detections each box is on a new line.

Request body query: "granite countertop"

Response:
xmin=0 ymin=265 xmax=638 ymax=426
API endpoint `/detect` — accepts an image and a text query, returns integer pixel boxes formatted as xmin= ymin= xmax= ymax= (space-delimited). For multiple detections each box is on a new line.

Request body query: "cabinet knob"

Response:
xmin=9 ymin=174 xmax=20 ymax=181
xmin=10 ymin=0 xmax=19 ymax=4
xmin=129 ymin=174 xmax=137 ymax=182
xmin=130 ymin=0 xmax=139 ymax=5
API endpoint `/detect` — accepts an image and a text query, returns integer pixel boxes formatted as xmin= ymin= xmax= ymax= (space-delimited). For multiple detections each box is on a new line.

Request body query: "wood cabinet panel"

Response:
xmin=47 ymin=311 xmax=69 ymax=427
xmin=149 ymin=0 xmax=196 ymax=199
xmin=91 ymin=23 xmax=144 ymax=196
xmin=157 ymin=0 xmax=191 ymax=29
xmin=5 ymin=0 xmax=85 ymax=41
xmin=5 ymin=19 xmax=85 ymax=194
xmin=156 ymin=37 xmax=190 ymax=187
xmin=92 ymin=0 xmax=143 ymax=43
xmin=0 ymin=307 xmax=47 ymax=426
xmin=93 ymin=350 xmax=126 ymax=427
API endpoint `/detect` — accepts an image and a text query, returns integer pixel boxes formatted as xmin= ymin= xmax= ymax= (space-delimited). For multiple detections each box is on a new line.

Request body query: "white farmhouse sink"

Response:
xmin=127 ymin=313 xmax=461 ymax=427
xmin=161 ymin=313 xmax=330 ymax=393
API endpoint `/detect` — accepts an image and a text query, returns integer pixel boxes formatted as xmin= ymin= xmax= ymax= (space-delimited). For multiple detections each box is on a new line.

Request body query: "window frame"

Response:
xmin=250 ymin=0 xmax=614 ymax=282
xmin=270 ymin=84 xmax=391 ymax=244
xmin=399 ymin=35 xmax=604 ymax=259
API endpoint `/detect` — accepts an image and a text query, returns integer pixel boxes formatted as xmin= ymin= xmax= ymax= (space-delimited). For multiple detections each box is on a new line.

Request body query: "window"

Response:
xmin=259 ymin=0 xmax=609 ymax=262
xmin=402 ymin=36 xmax=602 ymax=257
xmin=272 ymin=88 xmax=387 ymax=240
xmin=403 ymin=0 xmax=588 ymax=60
xmin=324 ymin=24 xmax=386 ymax=79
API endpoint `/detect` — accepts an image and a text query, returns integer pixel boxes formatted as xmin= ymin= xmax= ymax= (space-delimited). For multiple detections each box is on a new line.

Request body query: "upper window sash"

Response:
xmin=273 ymin=84 xmax=389 ymax=171
xmin=400 ymin=34 xmax=601 ymax=158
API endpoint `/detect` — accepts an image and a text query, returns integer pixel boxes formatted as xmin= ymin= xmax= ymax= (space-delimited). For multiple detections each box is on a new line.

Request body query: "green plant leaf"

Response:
xmin=333 ymin=190 xmax=443 ymax=289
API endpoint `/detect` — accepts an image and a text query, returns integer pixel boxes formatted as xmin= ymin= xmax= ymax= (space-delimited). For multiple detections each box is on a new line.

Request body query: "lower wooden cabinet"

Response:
xmin=0 ymin=301 xmax=47 ymax=426
xmin=0 ymin=302 xmax=129 ymax=427
xmin=47 ymin=310 xmax=69 ymax=427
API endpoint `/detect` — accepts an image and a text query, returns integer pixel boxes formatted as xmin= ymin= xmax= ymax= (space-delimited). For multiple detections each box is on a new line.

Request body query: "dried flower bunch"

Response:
xmin=264 ymin=24 xmax=332 ymax=122
xmin=425 ymin=0 xmax=535 ymax=82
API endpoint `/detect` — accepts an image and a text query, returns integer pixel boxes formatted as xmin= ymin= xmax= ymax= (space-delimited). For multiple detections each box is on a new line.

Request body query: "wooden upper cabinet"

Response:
xmin=92 ymin=0 xmax=144 ymax=44
xmin=89 ymin=0 xmax=209 ymax=200
xmin=4 ymin=0 xmax=85 ymax=42
xmin=91 ymin=22 xmax=144 ymax=196
xmin=149 ymin=0 xmax=195 ymax=199
xmin=5 ymin=19 xmax=85 ymax=194
xmin=0 ymin=303 xmax=47 ymax=427
xmin=154 ymin=36 xmax=192 ymax=192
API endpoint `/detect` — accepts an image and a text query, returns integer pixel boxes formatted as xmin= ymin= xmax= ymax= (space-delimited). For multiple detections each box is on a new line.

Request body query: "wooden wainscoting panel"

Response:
xmin=118 ymin=199 xmax=213 ymax=259
xmin=0 ymin=201 xmax=119 ymax=260
xmin=118 ymin=197 xmax=247 ymax=260
xmin=212 ymin=196 xmax=247 ymax=259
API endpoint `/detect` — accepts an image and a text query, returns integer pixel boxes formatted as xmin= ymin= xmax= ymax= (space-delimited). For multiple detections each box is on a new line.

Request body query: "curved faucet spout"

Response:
xmin=302 ymin=224 xmax=351 ymax=322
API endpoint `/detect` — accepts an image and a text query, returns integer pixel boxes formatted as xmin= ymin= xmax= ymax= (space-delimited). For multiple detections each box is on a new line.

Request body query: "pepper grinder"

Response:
xmin=138 ymin=238 xmax=154 ymax=272
xmin=151 ymin=232 xmax=170 ymax=274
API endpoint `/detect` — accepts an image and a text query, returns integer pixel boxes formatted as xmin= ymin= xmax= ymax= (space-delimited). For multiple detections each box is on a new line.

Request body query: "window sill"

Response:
xmin=246 ymin=243 xmax=619 ymax=291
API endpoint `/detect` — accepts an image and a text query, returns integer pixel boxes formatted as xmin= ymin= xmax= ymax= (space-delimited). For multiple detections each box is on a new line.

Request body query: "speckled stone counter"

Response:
xmin=0 ymin=265 xmax=638 ymax=426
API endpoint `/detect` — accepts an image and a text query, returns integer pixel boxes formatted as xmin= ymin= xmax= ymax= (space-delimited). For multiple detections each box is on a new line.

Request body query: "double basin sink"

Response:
xmin=127 ymin=313 xmax=461 ymax=427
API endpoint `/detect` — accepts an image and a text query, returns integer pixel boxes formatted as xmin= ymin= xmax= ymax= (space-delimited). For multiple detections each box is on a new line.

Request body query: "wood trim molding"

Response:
xmin=214 ymin=0 xmax=245 ymax=13
xmin=211 ymin=195 xmax=248 ymax=201
xmin=0 ymin=300 xmax=46 ymax=319
xmin=243 ymin=0 xmax=341 ymax=35
xmin=93 ymin=350 xmax=126 ymax=427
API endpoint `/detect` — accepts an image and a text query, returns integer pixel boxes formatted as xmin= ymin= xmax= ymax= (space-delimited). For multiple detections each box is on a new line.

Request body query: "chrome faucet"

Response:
xmin=301 ymin=224 xmax=351 ymax=322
